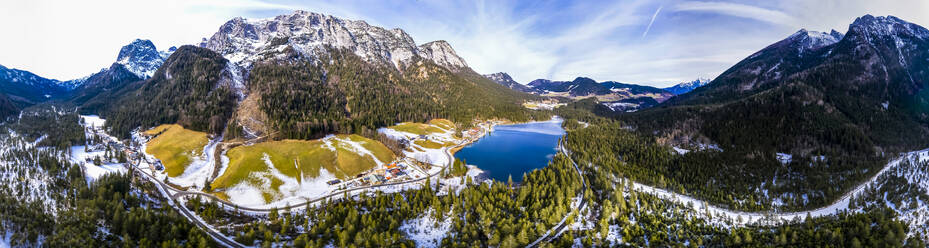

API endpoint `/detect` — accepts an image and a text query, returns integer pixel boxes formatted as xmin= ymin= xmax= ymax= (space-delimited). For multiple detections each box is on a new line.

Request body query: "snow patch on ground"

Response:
xmin=400 ymin=208 xmax=452 ymax=248
xmin=776 ymin=153 xmax=792 ymax=165
xmin=80 ymin=115 xmax=106 ymax=129
xmin=620 ymin=148 xmax=929 ymax=227
xmin=165 ymin=136 xmax=222 ymax=190
xmin=69 ymin=146 xmax=127 ymax=183
xmin=224 ymin=154 xmax=338 ymax=208
xmin=0 ymin=231 xmax=11 ymax=248
xmin=377 ymin=123 xmax=460 ymax=167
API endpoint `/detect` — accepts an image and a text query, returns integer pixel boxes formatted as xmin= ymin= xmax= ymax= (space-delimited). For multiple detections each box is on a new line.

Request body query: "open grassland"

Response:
xmin=414 ymin=139 xmax=454 ymax=149
xmin=391 ymin=118 xmax=455 ymax=135
xmin=210 ymin=134 xmax=396 ymax=203
xmin=428 ymin=119 xmax=455 ymax=130
xmin=145 ymin=124 xmax=209 ymax=177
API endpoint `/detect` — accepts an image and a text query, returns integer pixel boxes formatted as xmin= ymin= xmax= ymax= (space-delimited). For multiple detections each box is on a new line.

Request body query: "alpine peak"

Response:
xmin=116 ymin=39 xmax=167 ymax=79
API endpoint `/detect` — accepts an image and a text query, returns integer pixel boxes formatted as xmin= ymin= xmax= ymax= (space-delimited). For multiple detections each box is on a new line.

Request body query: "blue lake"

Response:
xmin=454 ymin=117 xmax=565 ymax=182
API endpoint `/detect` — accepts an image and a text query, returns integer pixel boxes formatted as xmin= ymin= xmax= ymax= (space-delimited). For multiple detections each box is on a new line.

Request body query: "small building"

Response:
xmin=327 ymin=179 xmax=341 ymax=185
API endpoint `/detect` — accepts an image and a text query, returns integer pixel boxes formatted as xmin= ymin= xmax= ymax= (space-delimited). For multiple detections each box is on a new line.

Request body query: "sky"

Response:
xmin=2 ymin=0 xmax=928 ymax=87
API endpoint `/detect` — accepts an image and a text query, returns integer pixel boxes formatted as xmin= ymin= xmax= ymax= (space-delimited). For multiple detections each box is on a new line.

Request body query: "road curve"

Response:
xmin=131 ymin=164 xmax=246 ymax=248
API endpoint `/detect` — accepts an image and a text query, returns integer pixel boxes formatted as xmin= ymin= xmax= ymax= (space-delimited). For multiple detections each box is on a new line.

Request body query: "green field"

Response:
xmin=428 ymin=119 xmax=455 ymax=130
xmin=390 ymin=118 xmax=455 ymax=135
xmin=210 ymin=134 xmax=396 ymax=203
xmin=414 ymin=139 xmax=445 ymax=149
xmin=145 ymin=124 xmax=209 ymax=177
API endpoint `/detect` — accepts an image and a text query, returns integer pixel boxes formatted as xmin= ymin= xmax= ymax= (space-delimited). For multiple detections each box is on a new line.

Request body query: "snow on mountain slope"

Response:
xmin=202 ymin=10 xmax=469 ymax=71
xmin=663 ymin=78 xmax=710 ymax=95
xmin=116 ymin=39 xmax=169 ymax=79
xmin=789 ymin=29 xmax=844 ymax=53
xmin=0 ymin=64 xmax=68 ymax=103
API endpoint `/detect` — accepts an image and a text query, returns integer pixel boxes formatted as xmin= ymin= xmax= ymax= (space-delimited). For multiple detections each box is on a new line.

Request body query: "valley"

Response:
xmin=0 ymin=5 xmax=928 ymax=248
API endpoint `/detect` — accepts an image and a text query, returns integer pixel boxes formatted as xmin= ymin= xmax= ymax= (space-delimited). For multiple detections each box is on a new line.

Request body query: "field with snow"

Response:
xmin=400 ymin=208 xmax=452 ymax=248
xmin=143 ymin=124 xmax=210 ymax=177
xmin=210 ymin=134 xmax=396 ymax=207
xmin=379 ymin=119 xmax=461 ymax=168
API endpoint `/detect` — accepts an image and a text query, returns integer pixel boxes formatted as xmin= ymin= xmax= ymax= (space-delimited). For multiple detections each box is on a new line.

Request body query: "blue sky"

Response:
xmin=2 ymin=0 xmax=928 ymax=87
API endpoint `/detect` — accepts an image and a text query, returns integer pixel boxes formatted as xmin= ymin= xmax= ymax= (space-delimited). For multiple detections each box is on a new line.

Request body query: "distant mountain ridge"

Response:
xmin=663 ymin=78 xmax=710 ymax=95
xmin=482 ymin=72 xmax=677 ymax=112
xmin=483 ymin=72 xmax=539 ymax=93
xmin=0 ymin=39 xmax=172 ymax=119
xmin=0 ymin=64 xmax=68 ymax=114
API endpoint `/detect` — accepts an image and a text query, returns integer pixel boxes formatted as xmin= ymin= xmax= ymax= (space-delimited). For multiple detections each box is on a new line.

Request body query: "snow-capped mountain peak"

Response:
xmin=202 ymin=10 xmax=470 ymax=72
xmin=484 ymin=72 xmax=517 ymax=85
xmin=418 ymin=40 xmax=468 ymax=70
xmin=850 ymin=15 xmax=929 ymax=40
xmin=788 ymin=29 xmax=844 ymax=52
xmin=116 ymin=39 xmax=167 ymax=79
xmin=663 ymin=78 xmax=710 ymax=95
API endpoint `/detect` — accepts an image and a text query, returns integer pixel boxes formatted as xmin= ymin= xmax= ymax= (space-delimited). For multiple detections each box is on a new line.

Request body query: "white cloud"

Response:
xmin=673 ymin=1 xmax=797 ymax=26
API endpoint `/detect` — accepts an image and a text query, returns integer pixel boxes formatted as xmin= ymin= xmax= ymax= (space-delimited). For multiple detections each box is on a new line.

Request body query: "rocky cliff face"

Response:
xmin=116 ymin=39 xmax=169 ymax=79
xmin=202 ymin=10 xmax=468 ymax=72
xmin=483 ymin=72 xmax=537 ymax=93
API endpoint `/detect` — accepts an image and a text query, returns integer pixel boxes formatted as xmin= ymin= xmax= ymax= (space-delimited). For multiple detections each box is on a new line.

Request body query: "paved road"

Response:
xmin=526 ymin=140 xmax=588 ymax=248
xmin=131 ymin=162 xmax=246 ymax=248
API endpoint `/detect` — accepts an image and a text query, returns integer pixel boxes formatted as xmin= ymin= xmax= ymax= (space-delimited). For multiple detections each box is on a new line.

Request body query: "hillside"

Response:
xmin=104 ymin=45 xmax=238 ymax=137
xmin=604 ymin=15 xmax=929 ymax=211
xmin=0 ymin=64 xmax=69 ymax=116
xmin=202 ymin=11 xmax=544 ymax=140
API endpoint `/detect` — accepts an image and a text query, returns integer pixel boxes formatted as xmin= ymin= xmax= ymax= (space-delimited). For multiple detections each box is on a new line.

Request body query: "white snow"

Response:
xmin=400 ymin=208 xmax=452 ymax=248
xmin=80 ymin=115 xmax=106 ymax=129
xmin=776 ymin=153 xmax=792 ymax=164
xmin=221 ymin=150 xmax=342 ymax=208
xmin=165 ymin=136 xmax=222 ymax=190
xmin=0 ymin=231 xmax=11 ymax=248
xmin=618 ymin=148 xmax=929 ymax=227
xmin=672 ymin=147 xmax=689 ymax=155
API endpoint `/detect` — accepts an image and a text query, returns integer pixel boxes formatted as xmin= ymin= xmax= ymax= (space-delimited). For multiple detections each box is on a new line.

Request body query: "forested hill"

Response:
xmin=238 ymin=47 xmax=544 ymax=140
xmin=0 ymin=93 xmax=17 ymax=119
xmin=557 ymin=15 xmax=929 ymax=212
xmin=104 ymin=45 xmax=237 ymax=138
xmin=630 ymin=15 xmax=929 ymax=154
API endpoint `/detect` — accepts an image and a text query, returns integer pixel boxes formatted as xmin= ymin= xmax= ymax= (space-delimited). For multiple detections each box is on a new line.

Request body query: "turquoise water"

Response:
xmin=454 ymin=118 xmax=565 ymax=182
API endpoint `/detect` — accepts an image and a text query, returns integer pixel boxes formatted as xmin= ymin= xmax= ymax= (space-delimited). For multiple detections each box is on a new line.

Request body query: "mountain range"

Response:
xmin=662 ymin=78 xmax=710 ymax=95
xmin=483 ymin=72 xmax=711 ymax=112
xmin=647 ymin=14 xmax=929 ymax=151
xmin=611 ymin=14 xmax=929 ymax=211
xmin=0 ymin=38 xmax=173 ymax=118
xmin=102 ymin=10 xmax=540 ymax=139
